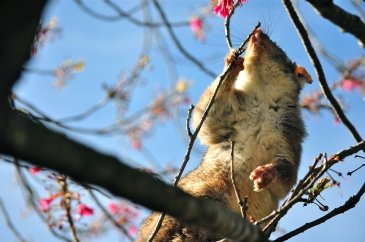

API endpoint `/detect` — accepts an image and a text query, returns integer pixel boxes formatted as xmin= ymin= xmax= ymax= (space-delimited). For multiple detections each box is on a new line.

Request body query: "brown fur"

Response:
xmin=137 ymin=29 xmax=310 ymax=242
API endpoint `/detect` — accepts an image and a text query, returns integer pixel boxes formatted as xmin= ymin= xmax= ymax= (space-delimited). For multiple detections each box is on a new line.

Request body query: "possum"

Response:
xmin=137 ymin=28 xmax=312 ymax=242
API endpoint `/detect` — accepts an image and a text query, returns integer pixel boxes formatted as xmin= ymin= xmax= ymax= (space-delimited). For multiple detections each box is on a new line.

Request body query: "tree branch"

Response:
xmin=258 ymin=141 xmax=365 ymax=235
xmin=305 ymin=0 xmax=365 ymax=48
xmin=0 ymin=109 xmax=266 ymax=242
xmin=0 ymin=197 xmax=27 ymax=242
xmin=273 ymin=180 xmax=365 ymax=242
xmin=0 ymin=0 xmax=47 ymax=110
xmin=88 ymin=189 xmax=133 ymax=241
xmin=151 ymin=0 xmax=216 ymax=78
xmin=74 ymin=0 xmax=194 ymax=28
xmin=282 ymin=0 xmax=364 ymax=150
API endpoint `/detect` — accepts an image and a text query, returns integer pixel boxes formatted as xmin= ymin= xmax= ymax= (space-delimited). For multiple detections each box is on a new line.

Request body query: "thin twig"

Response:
xmin=88 ymin=189 xmax=133 ymax=241
xmin=230 ymin=140 xmax=246 ymax=218
xmin=347 ymin=164 xmax=365 ymax=176
xmin=147 ymin=23 xmax=261 ymax=242
xmin=59 ymin=176 xmax=80 ymax=242
xmin=273 ymin=180 xmax=365 ymax=242
xmin=282 ymin=0 xmax=364 ymax=152
xmin=74 ymin=0 xmax=190 ymax=27
xmin=225 ymin=1 xmax=240 ymax=49
xmin=58 ymin=97 xmax=110 ymax=123
xmin=152 ymin=0 xmax=216 ymax=78
xmin=0 ymin=197 xmax=27 ymax=242
xmin=259 ymin=141 xmax=365 ymax=235
xmin=186 ymin=105 xmax=194 ymax=137
xmin=14 ymin=159 xmax=72 ymax=242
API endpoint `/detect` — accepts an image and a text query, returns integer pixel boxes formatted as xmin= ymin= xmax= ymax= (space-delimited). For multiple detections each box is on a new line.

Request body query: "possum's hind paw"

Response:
xmin=249 ymin=163 xmax=277 ymax=192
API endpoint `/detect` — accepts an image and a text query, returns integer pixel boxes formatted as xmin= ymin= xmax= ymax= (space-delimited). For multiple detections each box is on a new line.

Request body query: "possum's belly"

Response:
xmin=227 ymin=112 xmax=289 ymax=220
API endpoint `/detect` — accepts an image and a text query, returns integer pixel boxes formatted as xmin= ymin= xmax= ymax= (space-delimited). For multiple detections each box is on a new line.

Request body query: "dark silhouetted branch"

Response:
xmin=0 ymin=109 xmax=266 ymax=242
xmin=273 ymin=180 xmax=365 ymax=242
xmin=305 ymin=0 xmax=365 ymax=48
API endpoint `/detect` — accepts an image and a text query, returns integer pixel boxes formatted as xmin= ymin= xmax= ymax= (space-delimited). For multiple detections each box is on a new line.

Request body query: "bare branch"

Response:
xmin=151 ymin=0 xmax=216 ymax=78
xmin=88 ymin=189 xmax=133 ymax=241
xmin=0 ymin=197 xmax=27 ymax=242
xmin=258 ymin=141 xmax=365 ymax=235
xmin=225 ymin=2 xmax=240 ymax=49
xmin=273 ymin=181 xmax=365 ymax=242
xmin=74 ymin=0 xmax=194 ymax=28
xmin=0 ymin=109 xmax=266 ymax=242
xmin=282 ymin=0 xmax=364 ymax=150
xmin=59 ymin=176 xmax=80 ymax=242
xmin=14 ymin=159 xmax=73 ymax=242
xmin=230 ymin=140 xmax=247 ymax=218
xmin=305 ymin=0 xmax=365 ymax=48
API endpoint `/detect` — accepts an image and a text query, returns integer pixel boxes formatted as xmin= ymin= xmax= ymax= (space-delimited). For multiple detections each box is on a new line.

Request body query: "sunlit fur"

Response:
xmin=137 ymin=29 xmax=307 ymax=242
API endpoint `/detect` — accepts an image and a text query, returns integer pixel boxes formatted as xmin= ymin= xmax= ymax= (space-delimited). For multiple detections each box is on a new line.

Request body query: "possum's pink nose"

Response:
xmin=252 ymin=28 xmax=263 ymax=43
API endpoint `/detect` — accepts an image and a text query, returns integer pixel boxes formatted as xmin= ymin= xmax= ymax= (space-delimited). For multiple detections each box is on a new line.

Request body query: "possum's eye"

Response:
xmin=294 ymin=65 xmax=312 ymax=84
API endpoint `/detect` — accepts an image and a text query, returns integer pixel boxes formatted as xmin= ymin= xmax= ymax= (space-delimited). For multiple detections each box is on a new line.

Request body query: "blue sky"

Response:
xmin=1 ymin=1 xmax=365 ymax=241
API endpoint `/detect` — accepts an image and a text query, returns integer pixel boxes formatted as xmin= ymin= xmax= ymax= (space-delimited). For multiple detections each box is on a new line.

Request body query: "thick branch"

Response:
xmin=0 ymin=0 xmax=47 ymax=110
xmin=0 ymin=109 xmax=266 ymax=242
xmin=306 ymin=0 xmax=365 ymax=48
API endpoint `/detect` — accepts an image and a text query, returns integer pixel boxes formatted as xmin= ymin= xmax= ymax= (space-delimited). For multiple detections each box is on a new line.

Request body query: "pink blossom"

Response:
xmin=334 ymin=115 xmax=341 ymax=125
xmin=340 ymin=77 xmax=362 ymax=92
xmin=190 ymin=17 xmax=202 ymax=32
xmin=182 ymin=96 xmax=191 ymax=104
xmin=131 ymin=139 xmax=141 ymax=150
xmin=128 ymin=226 xmax=138 ymax=236
xmin=39 ymin=198 xmax=53 ymax=211
xmin=73 ymin=192 xmax=80 ymax=201
xmin=108 ymin=202 xmax=121 ymax=215
xmin=29 ymin=166 xmax=42 ymax=175
xmin=213 ymin=0 xmax=234 ymax=18
xmin=190 ymin=17 xmax=205 ymax=42
xmin=213 ymin=0 xmax=248 ymax=18
xmin=77 ymin=203 xmax=94 ymax=216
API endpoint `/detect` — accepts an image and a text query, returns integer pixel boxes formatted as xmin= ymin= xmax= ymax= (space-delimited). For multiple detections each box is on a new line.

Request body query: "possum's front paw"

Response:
xmin=249 ymin=164 xmax=277 ymax=192
xmin=225 ymin=49 xmax=237 ymax=65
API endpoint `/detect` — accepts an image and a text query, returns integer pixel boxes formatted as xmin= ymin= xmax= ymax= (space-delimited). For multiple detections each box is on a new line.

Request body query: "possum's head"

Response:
xmin=241 ymin=28 xmax=312 ymax=93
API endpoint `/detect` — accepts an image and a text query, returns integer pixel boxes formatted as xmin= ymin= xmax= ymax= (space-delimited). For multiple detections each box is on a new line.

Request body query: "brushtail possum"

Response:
xmin=137 ymin=28 xmax=312 ymax=242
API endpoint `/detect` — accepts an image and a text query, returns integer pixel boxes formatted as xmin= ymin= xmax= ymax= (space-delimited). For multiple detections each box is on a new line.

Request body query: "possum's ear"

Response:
xmin=294 ymin=65 xmax=312 ymax=88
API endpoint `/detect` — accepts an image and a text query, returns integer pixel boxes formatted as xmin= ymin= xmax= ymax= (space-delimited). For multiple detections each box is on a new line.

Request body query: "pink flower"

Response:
xmin=190 ymin=17 xmax=202 ymax=32
xmin=39 ymin=198 xmax=54 ymax=211
xmin=340 ymin=77 xmax=362 ymax=92
xmin=131 ymin=138 xmax=141 ymax=150
xmin=128 ymin=226 xmax=138 ymax=236
xmin=77 ymin=203 xmax=94 ymax=216
xmin=334 ymin=115 xmax=341 ymax=125
xmin=182 ymin=96 xmax=191 ymax=104
xmin=190 ymin=17 xmax=205 ymax=42
xmin=73 ymin=192 xmax=80 ymax=201
xmin=213 ymin=0 xmax=234 ymax=18
xmin=29 ymin=166 xmax=42 ymax=175
xmin=213 ymin=0 xmax=249 ymax=18
xmin=108 ymin=202 xmax=121 ymax=215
